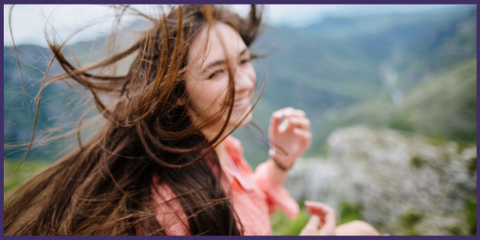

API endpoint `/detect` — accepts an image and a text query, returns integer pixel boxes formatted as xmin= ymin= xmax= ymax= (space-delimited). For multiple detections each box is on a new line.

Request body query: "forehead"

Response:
xmin=188 ymin=22 xmax=246 ymax=66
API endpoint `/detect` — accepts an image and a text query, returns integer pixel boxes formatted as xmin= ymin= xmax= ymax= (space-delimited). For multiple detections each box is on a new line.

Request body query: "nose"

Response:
xmin=234 ymin=68 xmax=255 ymax=93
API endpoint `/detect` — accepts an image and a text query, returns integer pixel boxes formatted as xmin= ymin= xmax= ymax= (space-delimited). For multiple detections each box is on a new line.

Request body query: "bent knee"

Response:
xmin=336 ymin=220 xmax=380 ymax=236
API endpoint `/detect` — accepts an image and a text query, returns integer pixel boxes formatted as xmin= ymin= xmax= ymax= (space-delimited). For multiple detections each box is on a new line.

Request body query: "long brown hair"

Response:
xmin=4 ymin=5 xmax=264 ymax=235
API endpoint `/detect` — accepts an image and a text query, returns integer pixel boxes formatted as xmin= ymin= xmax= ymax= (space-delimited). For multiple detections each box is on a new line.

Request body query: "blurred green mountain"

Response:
xmin=4 ymin=6 xmax=477 ymax=166
xmin=314 ymin=58 xmax=476 ymax=153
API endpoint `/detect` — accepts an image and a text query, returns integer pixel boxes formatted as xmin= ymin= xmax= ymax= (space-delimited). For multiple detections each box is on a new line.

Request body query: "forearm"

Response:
xmin=253 ymin=158 xmax=300 ymax=220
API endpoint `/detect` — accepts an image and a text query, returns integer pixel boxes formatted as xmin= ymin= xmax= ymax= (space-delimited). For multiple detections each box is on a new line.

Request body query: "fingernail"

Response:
xmin=290 ymin=117 xmax=298 ymax=123
xmin=294 ymin=128 xmax=302 ymax=134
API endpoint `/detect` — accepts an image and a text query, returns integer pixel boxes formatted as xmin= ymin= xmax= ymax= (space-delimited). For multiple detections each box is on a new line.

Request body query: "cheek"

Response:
xmin=186 ymin=79 xmax=229 ymax=111
xmin=246 ymin=65 xmax=257 ymax=85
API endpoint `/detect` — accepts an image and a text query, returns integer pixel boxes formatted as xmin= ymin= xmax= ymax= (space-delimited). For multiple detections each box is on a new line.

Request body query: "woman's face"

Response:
xmin=185 ymin=22 xmax=256 ymax=134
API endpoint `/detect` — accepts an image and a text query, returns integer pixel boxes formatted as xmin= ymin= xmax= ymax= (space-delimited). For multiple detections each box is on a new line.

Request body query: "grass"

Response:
xmin=339 ymin=202 xmax=363 ymax=225
xmin=4 ymin=159 xmax=50 ymax=193
xmin=398 ymin=212 xmax=423 ymax=235
xmin=467 ymin=157 xmax=476 ymax=174
xmin=464 ymin=195 xmax=477 ymax=235
xmin=270 ymin=205 xmax=310 ymax=235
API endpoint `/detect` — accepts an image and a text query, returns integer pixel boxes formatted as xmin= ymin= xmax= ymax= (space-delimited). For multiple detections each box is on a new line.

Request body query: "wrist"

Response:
xmin=267 ymin=158 xmax=288 ymax=185
xmin=268 ymin=148 xmax=293 ymax=171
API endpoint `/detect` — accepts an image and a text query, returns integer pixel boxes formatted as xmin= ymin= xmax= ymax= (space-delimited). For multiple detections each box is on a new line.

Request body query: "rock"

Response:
xmin=285 ymin=125 xmax=476 ymax=235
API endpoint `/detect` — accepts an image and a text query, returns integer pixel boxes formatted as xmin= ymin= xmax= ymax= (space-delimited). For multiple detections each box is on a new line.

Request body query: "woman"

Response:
xmin=4 ymin=5 xmax=379 ymax=235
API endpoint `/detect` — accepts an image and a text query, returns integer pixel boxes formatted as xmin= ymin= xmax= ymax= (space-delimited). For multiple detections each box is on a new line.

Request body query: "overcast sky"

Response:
xmin=4 ymin=4 xmax=463 ymax=47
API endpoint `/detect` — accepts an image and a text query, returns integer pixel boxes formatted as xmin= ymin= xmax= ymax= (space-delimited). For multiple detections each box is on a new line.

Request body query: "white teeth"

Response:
xmin=233 ymin=98 xmax=248 ymax=106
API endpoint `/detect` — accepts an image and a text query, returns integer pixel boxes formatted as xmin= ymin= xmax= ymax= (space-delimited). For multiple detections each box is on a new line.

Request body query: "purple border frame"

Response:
xmin=0 ymin=1 xmax=480 ymax=3
xmin=1 ymin=0 xmax=478 ymax=239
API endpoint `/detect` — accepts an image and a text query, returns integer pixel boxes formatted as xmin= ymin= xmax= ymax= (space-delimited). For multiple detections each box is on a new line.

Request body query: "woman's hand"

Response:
xmin=268 ymin=107 xmax=311 ymax=170
xmin=299 ymin=201 xmax=336 ymax=235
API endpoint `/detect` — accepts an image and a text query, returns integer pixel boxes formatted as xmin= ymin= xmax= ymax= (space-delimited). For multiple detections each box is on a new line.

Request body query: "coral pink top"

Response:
xmin=151 ymin=136 xmax=299 ymax=235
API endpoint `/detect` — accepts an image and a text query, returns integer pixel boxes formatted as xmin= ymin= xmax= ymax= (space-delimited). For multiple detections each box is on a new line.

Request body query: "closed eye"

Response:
xmin=208 ymin=69 xmax=224 ymax=79
xmin=240 ymin=58 xmax=251 ymax=65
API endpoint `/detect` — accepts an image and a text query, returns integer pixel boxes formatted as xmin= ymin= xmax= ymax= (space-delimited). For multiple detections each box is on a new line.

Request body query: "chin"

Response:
xmin=231 ymin=111 xmax=253 ymax=128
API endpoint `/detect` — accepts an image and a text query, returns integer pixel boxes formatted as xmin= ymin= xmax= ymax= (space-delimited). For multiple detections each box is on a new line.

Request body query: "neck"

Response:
xmin=202 ymin=127 xmax=232 ymax=169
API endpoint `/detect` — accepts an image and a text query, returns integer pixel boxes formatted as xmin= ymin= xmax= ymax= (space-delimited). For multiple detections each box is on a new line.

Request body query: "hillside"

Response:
xmin=312 ymin=58 xmax=477 ymax=155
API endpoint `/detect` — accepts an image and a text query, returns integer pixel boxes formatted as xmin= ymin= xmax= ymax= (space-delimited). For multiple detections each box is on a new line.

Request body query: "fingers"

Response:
xmin=293 ymin=128 xmax=312 ymax=147
xmin=270 ymin=107 xmax=309 ymax=133
xmin=272 ymin=107 xmax=305 ymax=119
xmin=292 ymin=109 xmax=306 ymax=118
xmin=269 ymin=111 xmax=282 ymax=135
xmin=305 ymin=201 xmax=335 ymax=221
xmin=290 ymin=117 xmax=310 ymax=131
xmin=318 ymin=216 xmax=336 ymax=235
xmin=305 ymin=201 xmax=336 ymax=235
xmin=276 ymin=107 xmax=305 ymax=118
xmin=269 ymin=108 xmax=294 ymax=135
xmin=305 ymin=201 xmax=333 ymax=214
xmin=299 ymin=215 xmax=321 ymax=236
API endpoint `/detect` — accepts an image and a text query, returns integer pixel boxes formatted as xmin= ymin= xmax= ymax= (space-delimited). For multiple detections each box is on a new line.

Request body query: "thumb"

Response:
xmin=300 ymin=215 xmax=321 ymax=235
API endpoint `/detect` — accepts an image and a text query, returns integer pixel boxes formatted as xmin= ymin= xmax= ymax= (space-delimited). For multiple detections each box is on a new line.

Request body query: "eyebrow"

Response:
xmin=201 ymin=48 xmax=249 ymax=74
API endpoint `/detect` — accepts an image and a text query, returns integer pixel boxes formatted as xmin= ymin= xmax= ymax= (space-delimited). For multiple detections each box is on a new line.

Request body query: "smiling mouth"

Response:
xmin=228 ymin=97 xmax=250 ymax=110
xmin=233 ymin=98 xmax=249 ymax=107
